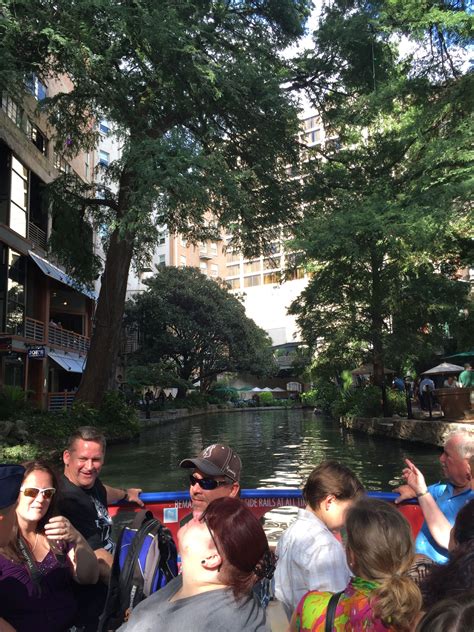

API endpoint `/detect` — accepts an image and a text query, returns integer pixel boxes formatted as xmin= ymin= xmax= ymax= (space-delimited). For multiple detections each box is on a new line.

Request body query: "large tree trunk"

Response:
xmin=76 ymin=228 xmax=134 ymax=407
xmin=369 ymin=248 xmax=389 ymax=416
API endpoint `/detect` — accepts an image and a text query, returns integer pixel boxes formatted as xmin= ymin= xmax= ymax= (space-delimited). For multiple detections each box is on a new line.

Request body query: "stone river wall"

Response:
xmin=341 ymin=416 xmax=474 ymax=447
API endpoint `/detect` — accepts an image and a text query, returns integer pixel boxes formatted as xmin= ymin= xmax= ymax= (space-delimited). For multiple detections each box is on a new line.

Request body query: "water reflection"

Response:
xmin=103 ymin=409 xmax=442 ymax=493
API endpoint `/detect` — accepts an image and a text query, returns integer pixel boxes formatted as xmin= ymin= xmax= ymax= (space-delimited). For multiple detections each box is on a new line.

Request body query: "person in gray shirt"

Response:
xmin=118 ymin=497 xmax=275 ymax=632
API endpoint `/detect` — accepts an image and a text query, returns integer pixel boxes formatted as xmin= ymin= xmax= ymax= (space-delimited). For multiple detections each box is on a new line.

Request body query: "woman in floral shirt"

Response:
xmin=289 ymin=499 xmax=422 ymax=631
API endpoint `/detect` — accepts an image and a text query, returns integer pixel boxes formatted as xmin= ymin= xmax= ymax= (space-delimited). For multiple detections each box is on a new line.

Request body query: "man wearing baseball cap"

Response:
xmin=0 ymin=464 xmax=25 ymax=546
xmin=180 ymin=444 xmax=241 ymax=517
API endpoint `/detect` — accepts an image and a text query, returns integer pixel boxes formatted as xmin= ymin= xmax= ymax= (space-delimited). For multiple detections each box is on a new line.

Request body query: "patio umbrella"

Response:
xmin=272 ymin=387 xmax=286 ymax=392
xmin=261 ymin=387 xmax=273 ymax=392
xmin=443 ymin=351 xmax=474 ymax=361
xmin=421 ymin=362 xmax=464 ymax=375
xmin=251 ymin=387 xmax=262 ymax=392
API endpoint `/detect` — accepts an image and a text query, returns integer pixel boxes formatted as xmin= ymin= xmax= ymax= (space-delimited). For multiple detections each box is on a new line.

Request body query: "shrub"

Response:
xmin=98 ymin=391 xmax=140 ymax=440
xmin=259 ymin=392 xmax=275 ymax=406
xmin=0 ymin=386 xmax=32 ymax=420
xmin=26 ymin=391 xmax=139 ymax=450
xmin=182 ymin=391 xmax=209 ymax=409
xmin=0 ymin=443 xmax=41 ymax=462
xmin=331 ymin=386 xmax=384 ymax=418
xmin=331 ymin=385 xmax=409 ymax=419
xmin=387 ymin=390 xmax=408 ymax=416
xmin=302 ymin=381 xmax=340 ymax=415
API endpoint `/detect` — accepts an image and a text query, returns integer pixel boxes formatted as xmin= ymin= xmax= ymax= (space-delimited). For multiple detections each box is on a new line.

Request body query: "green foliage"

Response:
xmin=0 ymin=386 xmax=31 ymax=420
xmin=25 ymin=391 xmax=139 ymax=457
xmin=301 ymin=380 xmax=341 ymax=415
xmin=126 ymin=267 xmax=277 ymax=394
xmin=331 ymin=386 xmax=384 ymax=419
xmin=1 ymin=0 xmax=312 ymax=406
xmin=290 ymin=0 xmax=472 ymax=383
xmin=0 ymin=443 xmax=41 ymax=462
xmin=258 ymin=392 xmax=275 ymax=406
xmin=330 ymin=385 xmax=409 ymax=419
xmin=182 ymin=392 xmax=209 ymax=410
xmin=98 ymin=391 xmax=140 ymax=440
xmin=387 ymin=390 xmax=408 ymax=417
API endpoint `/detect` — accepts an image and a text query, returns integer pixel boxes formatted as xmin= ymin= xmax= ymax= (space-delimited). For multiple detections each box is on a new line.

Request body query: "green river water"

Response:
xmin=102 ymin=409 xmax=443 ymax=493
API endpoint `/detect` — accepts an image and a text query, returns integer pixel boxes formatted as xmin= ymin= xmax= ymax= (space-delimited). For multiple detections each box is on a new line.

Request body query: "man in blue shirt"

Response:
xmin=395 ymin=430 xmax=473 ymax=563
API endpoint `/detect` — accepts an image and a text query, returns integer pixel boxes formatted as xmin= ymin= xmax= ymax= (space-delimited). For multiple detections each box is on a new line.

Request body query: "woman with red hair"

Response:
xmin=118 ymin=497 xmax=275 ymax=631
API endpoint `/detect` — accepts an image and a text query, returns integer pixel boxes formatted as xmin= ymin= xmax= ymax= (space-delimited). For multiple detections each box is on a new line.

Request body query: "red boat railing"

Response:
xmin=109 ymin=489 xmax=423 ymax=542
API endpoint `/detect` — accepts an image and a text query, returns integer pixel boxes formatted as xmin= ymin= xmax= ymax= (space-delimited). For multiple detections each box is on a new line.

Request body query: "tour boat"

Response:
xmin=110 ymin=489 xmax=424 ymax=542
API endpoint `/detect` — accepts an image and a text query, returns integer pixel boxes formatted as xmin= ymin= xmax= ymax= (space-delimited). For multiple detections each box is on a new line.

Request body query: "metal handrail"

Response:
xmin=48 ymin=391 xmax=75 ymax=411
xmin=114 ymin=489 xmax=408 ymax=505
xmin=48 ymin=324 xmax=90 ymax=353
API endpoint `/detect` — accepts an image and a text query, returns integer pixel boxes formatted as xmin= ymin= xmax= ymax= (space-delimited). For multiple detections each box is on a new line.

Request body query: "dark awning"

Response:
xmin=29 ymin=251 xmax=97 ymax=300
xmin=48 ymin=350 xmax=86 ymax=373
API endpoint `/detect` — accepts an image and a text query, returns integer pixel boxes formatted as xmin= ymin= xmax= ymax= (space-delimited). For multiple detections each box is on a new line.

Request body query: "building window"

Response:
xmin=158 ymin=254 xmax=166 ymax=267
xmin=244 ymin=260 xmax=261 ymax=274
xmin=26 ymin=75 xmax=47 ymax=101
xmin=264 ymin=272 xmax=281 ymax=285
xmin=158 ymin=231 xmax=166 ymax=245
xmin=210 ymin=242 xmax=218 ymax=255
xmin=10 ymin=157 xmax=28 ymax=238
xmin=228 ymin=278 xmax=240 ymax=289
xmin=99 ymin=150 xmax=110 ymax=166
xmin=226 ymin=251 xmax=240 ymax=263
xmin=180 ymin=236 xmax=187 ymax=247
xmin=210 ymin=264 xmax=218 ymax=278
xmin=6 ymin=250 xmax=26 ymax=336
xmin=180 ymin=255 xmax=187 ymax=268
xmin=2 ymin=94 xmax=21 ymax=127
xmin=30 ymin=124 xmax=48 ymax=155
xmin=263 ymin=257 xmax=280 ymax=270
xmin=54 ymin=153 xmax=72 ymax=174
xmin=226 ymin=264 xmax=240 ymax=275
xmin=303 ymin=116 xmax=319 ymax=130
xmin=99 ymin=120 xmax=110 ymax=135
xmin=200 ymin=262 xmax=207 ymax=275
xmin=286 ymin=268 xmax=305 ymax=280
xmin=244 ymin=275 xmax=261 ymax=287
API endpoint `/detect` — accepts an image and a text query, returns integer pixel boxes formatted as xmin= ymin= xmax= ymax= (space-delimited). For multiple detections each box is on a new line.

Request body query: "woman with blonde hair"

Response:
xmin=290 ymin=498 xmax=422 ymax=631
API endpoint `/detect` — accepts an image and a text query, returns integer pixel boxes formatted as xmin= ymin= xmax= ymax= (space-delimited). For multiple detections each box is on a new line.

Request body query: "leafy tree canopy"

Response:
xmin=125 ymin=267 xmax=277 ymax=395
xmin=0 ymin=0 xmax=311 ymax=404
xmin=289 ymin=0 xmax=473 ymax=385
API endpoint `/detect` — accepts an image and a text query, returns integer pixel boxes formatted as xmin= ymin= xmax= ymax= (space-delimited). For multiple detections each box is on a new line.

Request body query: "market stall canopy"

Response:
xmin=351 ymin=364 xmax=395 ymax=376
xmin=422 ymin=362 xmax=464 ymax=375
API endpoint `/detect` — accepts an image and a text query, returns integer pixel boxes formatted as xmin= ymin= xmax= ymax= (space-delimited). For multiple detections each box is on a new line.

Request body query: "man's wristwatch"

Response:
xmin=416 ymin=489 xmax=429 ymax=498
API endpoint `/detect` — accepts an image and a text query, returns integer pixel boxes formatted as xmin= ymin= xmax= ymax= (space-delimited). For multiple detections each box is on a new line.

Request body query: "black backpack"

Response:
xmin=98 ymin=510 xmax=178 ymax=631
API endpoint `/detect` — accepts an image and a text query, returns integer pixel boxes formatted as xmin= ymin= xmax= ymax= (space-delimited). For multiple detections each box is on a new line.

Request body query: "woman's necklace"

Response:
xmin=23 ymin=532 xmax=39 ymax=553
xmin=31 ymin=532 xmax=39 ymax=552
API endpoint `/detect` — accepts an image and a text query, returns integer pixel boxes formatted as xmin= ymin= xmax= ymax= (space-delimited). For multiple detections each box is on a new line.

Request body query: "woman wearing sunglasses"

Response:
xmin=118 ymin=497 xmax=275 ymax=632
xmin=0 ymin=460 xmax=98 ymax=632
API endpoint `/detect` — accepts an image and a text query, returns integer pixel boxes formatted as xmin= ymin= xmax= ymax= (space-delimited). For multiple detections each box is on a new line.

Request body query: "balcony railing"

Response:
xmin=25 ymin=317 xmax=45 ymax=343
xmin=28 ymin=221 xmax=47 ymax=250
xmin=48 ymin=391 xmax=75 ymax=411
xmin=48 ymin=324 xmax=90 ymax=353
